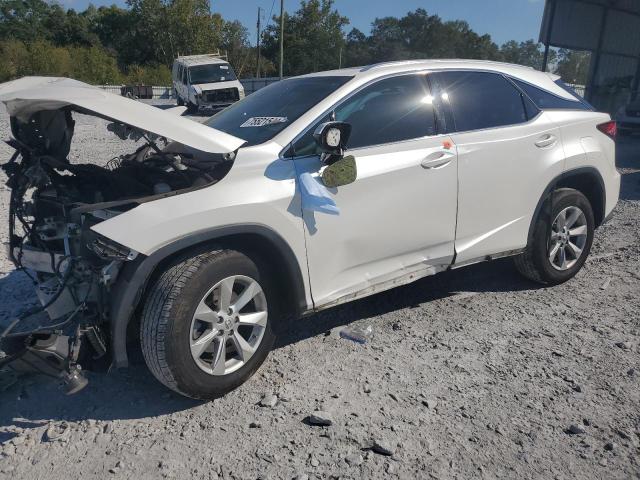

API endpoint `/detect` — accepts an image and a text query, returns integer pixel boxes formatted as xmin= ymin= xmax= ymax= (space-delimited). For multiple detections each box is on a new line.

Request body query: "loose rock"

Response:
xmin=44 ymin=422 xmax=70 ymax=442
xmin=259 ymin=394 xmax=278 ymax=408
xmin=307 ymin=411 xmax=333 ymax=426
xmin=422 ymin=397 xmax=438 ymax=410
xmin=566 ymin=424 xmax=586 ymax=435
xmin=345 ymin=453 xmax=363 ymax=466
xmin=371 ymin=439 xmax=395 ymax=456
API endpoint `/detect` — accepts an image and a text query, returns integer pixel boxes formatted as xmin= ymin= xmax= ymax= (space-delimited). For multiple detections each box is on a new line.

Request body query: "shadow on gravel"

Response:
xmin=0 ymin=360 xmax=201 ymax=429
xmin=620 ymin=171 xmax=640 ymax=201
xmin=616 ymin=136 xmax=640 ymax=201
xmin=0 ymin=273 xmax=202 ymax=426
xmin=0 ymin=258 xmax=536 ymax=425
xmin=275 ymin=257 xmax=540 ymax=349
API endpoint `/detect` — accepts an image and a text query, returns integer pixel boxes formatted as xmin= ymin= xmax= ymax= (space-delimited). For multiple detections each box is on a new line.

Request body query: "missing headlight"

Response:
xmin=88 ymin=235 xmax=139 ymax=261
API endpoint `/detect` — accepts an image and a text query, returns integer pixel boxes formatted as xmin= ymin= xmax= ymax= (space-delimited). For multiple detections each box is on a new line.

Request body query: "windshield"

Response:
xmin=189 ymin=64 xmax=237 ymax=84
xmin=205 ymin=76 xmax=353 ymax=146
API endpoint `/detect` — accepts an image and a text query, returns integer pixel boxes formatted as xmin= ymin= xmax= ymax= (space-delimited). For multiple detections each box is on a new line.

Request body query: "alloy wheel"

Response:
xmin=548 ymin=206 xmax=588 ymax=271
xmin=189 ymin=275 xmax=268 ymax=376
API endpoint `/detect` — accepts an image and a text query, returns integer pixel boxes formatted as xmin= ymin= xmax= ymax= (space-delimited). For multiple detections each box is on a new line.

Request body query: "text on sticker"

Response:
xmin=240 ymin=117 xmax=288 ymax=127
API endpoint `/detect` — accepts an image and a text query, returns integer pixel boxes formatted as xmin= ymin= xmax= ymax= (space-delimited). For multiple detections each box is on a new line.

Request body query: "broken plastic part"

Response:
xmin=339 ymin=324 xmax=373 ymax=344
xmin=63 ymin=365 xmax=88 ymax=395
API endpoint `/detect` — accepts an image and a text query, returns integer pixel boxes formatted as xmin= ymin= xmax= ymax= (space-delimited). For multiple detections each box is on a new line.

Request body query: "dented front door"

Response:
xmin=294 ymin=135 xmax=458 ymax=309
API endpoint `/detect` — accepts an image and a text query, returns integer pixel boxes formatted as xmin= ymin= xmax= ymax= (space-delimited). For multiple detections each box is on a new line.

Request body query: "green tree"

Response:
xmin=555 ymin=49 xmax=590 ymax=85
xmin=0 ymin=39 xmax=29 ymax=81
xmin=126 ymin=63 xmax=172 ymax=84
xmin=26 ymin=39 xmax=73 ymax=77
xmin=0 ymin=0 xmax=51 ymax=42
xmin=500 ymin=39 xmax=554 ymax=69
xmin=69 ymin=45 xmax=122 ymax=83
xmin=125 ymin=0 xmax=223 ymax=67
xmin=262 ymin=0 xmax=349 ymax=76
xmin=343 ymin=9 xmax=501 ymax=66
xmin=221 ymin=19 xmax=251 ymax=76
xmin=343 ymin=28 xmax=372 ymax=67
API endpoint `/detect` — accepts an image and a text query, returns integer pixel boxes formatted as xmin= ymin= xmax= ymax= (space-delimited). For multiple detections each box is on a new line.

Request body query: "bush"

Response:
xmin=0 ymin=40 xmax=173 ymax=85
xmin=125 ymin=64 xmax=172 ymax=85
xmin=69 ymin=46 xmax=122 ymax=84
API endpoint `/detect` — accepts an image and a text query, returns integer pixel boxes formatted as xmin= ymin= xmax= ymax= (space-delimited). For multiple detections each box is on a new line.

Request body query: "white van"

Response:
xmin=172 ymin=54 xmax=245 ymax=113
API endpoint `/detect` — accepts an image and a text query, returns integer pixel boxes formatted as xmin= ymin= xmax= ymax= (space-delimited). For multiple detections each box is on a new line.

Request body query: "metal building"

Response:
xmin=539 ymin=0 xmax=640 ymax=113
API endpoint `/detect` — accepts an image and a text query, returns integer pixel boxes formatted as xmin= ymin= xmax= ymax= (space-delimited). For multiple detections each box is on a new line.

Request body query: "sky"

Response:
xmin=61 ymin=0 xmax=547 ymax=47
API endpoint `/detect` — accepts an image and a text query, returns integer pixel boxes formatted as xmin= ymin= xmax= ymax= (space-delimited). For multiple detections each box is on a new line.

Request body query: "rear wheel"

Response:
xmin=140 ymin=248 xmax=276 ymax=399
xmin=515 ymin=188 xmax=594 ymax=285
xmin=176 ymin=94 xmax=184 ymax=106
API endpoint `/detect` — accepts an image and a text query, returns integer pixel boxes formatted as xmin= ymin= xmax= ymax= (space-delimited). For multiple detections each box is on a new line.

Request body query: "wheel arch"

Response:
xmin=527 ymin=167 xmax=606 ymax=245
xmin=108 ymin=224 xmax=309 ymax=368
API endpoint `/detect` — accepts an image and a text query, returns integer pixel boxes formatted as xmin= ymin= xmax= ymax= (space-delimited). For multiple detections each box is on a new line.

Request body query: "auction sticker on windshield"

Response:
xmin=240 ymin=117 xmax=288 ymax=127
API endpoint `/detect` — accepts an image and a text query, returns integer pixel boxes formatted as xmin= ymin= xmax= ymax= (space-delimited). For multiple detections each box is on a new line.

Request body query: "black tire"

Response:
xmin=176 ymin=95 xmax=184 ymax=106
xmin=140 ymin=248 xmax=277 ymax=400
xmin=186 ymin=101 xmax=197 ymax=114
xmin=514 ymin=188 xmax=595 ymax=285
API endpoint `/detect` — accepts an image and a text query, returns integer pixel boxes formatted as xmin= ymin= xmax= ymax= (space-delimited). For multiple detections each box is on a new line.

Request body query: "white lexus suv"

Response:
xmin=0 ymin=60 xmax=620 ymax=399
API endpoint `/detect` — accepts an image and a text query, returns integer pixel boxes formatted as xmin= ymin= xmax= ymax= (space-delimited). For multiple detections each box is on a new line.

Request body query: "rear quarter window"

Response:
xmin=511 ymin=78 xmax=593 ymax=111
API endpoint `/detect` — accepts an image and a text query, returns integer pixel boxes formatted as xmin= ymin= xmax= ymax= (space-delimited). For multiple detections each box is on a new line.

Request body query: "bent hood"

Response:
xmin=0 ymin=76 xmax=245 ymax=154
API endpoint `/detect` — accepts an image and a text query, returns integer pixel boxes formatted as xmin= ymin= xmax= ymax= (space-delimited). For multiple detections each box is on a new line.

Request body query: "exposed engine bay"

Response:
xmin=0 ymin=107 xmax=234 ymax=393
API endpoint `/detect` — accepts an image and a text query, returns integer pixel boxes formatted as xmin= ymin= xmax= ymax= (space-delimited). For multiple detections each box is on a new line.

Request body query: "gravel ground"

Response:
xmin=0 ymin=101 xmax=638 ymax=480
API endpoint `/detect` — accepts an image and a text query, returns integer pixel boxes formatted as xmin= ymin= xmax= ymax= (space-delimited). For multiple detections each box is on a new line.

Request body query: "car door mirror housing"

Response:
xmin=321 ymin=155 xmax=357 ymax=188
xmin=313 ymin=121 xmax=351 ymax=155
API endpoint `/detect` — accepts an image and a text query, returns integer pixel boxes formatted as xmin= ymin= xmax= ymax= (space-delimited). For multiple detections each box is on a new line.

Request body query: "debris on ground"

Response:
xmin=370 ymin=438 xmax=395 ymax=456
xmin=566 ymin=424 xmax=586 ymax=435
xmin=43 ymin=422 xmax=70 ymax=442
xmin=258 ymin=393 xmax=278 ymax=408
xmin=339 ymin=324 xmax=373 ymax=344
xmin=307 ymin=411 xmax=334 ymax=426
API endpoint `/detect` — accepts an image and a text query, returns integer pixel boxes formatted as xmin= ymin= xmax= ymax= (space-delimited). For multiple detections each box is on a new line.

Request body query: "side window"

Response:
xmin=182 ymin=67 xmax=188 ymax=85
xmin=512 ymin=78 xmax=591 ymax=111
xmin=431 ymin=71 xmax=529 ymax=132
xmin=291 ymin=74 xmax=437 ymax=155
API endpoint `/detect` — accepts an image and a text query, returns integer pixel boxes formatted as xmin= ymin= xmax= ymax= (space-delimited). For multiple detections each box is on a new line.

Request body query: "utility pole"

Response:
xmin=338 ymin=46 xmax=342 ymax=69
xmin=256 ymin=7 xmax=261 ymax=78
xmin=279 ymin=0 xmax=284 ymax=79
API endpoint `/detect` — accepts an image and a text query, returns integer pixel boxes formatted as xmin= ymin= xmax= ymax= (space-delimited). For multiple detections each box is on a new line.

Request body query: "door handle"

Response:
xmin=421 ymin=150 xmax=454 ymax=169
xmin=535 ymin=134 xmax=557 ymax=148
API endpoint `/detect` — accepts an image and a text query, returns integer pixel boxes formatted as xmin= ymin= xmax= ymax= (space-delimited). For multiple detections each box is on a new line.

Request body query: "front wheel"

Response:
xmin=515 ymin=188 xmax=595 ymax=285
xmin=140 ymin=249 xmax=276 ymax=399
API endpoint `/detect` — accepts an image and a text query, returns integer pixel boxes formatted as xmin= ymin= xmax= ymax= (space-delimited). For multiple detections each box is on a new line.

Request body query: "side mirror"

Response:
xmin=313 ymin=121 xmax=351 ymax=156
xmin=321 ymin=155 xmax=357 ymax=188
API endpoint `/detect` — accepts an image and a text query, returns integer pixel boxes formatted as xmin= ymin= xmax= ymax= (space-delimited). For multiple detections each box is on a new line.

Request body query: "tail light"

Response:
xmin=597 ymin=121 xmax=617 ymax=140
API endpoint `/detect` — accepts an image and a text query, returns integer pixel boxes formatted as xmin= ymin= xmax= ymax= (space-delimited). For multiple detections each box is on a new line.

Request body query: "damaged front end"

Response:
xmin=0 ymin=77 xmax=244 ymax=393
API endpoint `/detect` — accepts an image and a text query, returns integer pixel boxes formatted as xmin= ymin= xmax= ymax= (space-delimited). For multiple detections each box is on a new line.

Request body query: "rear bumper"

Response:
xmin=604 ymin=168 xmax=621 ymax=222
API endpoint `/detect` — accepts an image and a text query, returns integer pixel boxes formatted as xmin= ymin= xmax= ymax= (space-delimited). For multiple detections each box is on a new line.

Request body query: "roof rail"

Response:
xmin=177 ymin=51 xmax=228 ymax=62
xmin=360 ymin=58 xmax=534 ymax=72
